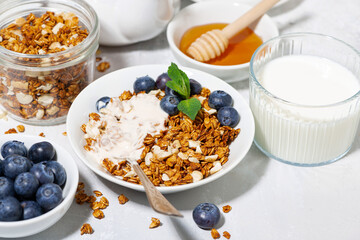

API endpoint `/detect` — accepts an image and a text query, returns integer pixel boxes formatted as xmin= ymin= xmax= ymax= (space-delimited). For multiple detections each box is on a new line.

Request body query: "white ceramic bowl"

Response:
xmin=0 ymin=135 xmax=79 ymax=238
xmin=67 ymin=64 xmax=255 ymax=194
xmin=166 ymin=0 xmax=279 ymax=82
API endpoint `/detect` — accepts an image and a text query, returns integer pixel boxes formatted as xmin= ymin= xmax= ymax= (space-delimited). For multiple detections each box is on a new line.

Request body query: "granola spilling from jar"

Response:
xmin=0 ymin=11 xmax=92 ymax=122
xmin=81 ymin=64 xmax=240 ymax=186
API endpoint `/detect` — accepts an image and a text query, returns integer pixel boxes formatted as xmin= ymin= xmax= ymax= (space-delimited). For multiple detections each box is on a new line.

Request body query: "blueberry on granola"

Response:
xmin=156 ymin=73 xmax=171 ymax=90
xmin=134 ymin=75 xmax=156 ymax=93
xmin=189 ymin=79 xmax=202 ymax=95
xmin=208 ymin=90 xmax=233 ymax=110
xmin=217 ymin=106 xmax=240 ymax=128
xmin=160 ymin=95 xmax=181 ymax=115
xmin=96 ymin=96 xmax=111 ymax=112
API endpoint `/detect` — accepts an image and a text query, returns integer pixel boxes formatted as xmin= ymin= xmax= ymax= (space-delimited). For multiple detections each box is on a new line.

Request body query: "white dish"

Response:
xmin=67 ymin=64 xmax=255 ymax=194
xmin=166 ymin=0 xmax=279 ymax=83
xmin=0 ymin=135 xmax=79 ymax=238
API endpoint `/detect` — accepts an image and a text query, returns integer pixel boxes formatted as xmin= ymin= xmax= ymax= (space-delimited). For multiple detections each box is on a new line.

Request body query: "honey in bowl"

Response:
xmin=179 ymin=23 xmax=263 ymax=66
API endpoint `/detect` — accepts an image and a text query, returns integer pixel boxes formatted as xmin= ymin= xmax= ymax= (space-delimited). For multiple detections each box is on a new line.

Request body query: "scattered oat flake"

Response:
xmin=62 ymin=131 xmax=67 ymax=136
xmin=118 ymin=194 xmax=129 ymax=205
xmin=149 ymin=217 xmax=161 ymax=229
xmin=39 ymin=132 xmax=45 ymax=137
xmin=223 ymin=231 xmax=231 ymax=239
xmin=16 ymin=125 xmax=25 ymax=132
xmin=96 ymin=57 xmax=102 ymax=62
xmin=93 ymin=190 xmax=102 ymax=197
xmin=222 ymin=205 xmax=232 ymax=213
xmin=92 ymin=209 xmax=104 ymax=219
xmin=77 ymin=182 xmax=85 ymax=192
xmin=80 ymin=223 xmax=93 ymax=235
xmin=5 ymin=128 xmax=17 ymax=134
xmin=97 ymin=61 xmax=110 ymax=72
xmin=211 ymin=229 xmax=220 ymax=239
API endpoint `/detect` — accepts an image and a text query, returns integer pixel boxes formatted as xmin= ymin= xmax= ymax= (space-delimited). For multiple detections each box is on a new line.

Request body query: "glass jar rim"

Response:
xmin=0 ymin=0 xmax=99 ymax=69
xmin=249 ymin=32 xmax=360 ymax=109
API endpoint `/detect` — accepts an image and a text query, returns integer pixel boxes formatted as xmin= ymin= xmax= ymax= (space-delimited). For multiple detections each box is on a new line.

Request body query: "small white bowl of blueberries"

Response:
xmin=0 ymin=135 xmax=78 ymax=238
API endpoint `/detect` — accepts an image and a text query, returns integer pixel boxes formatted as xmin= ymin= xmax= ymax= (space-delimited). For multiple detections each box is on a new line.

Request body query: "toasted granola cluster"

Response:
xmin=0 ymin=12 xmax=87 ymax=54
xmin=82 ymin=87 xmax=240 ymax=187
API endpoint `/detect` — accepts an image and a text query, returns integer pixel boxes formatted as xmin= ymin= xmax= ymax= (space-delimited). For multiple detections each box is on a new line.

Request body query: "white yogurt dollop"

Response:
xmin=85 ymin=92 xmax=168 ymax=163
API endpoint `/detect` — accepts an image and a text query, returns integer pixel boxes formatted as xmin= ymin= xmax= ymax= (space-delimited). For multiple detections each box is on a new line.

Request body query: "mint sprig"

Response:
xmin=166 ymin=63 xmax=201 ymax=120
xmin=177 ymin=98 xmax=202 ymax=121
xmin=166 ymin=63 xmax=190 ymax=99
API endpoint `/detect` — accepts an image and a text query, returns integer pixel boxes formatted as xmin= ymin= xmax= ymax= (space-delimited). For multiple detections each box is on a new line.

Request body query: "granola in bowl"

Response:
xmin=67 ymin=64 xmax=255 ymax=194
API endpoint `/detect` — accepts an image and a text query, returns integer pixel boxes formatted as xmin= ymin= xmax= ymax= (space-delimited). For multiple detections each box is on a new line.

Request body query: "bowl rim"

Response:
xmin=166 ymin=0 xmax=279 ymax=71
xmin=66 ymin=64 xmax=255 ymax=194
xmin=0 ymin=135 xmax=79 ymax=229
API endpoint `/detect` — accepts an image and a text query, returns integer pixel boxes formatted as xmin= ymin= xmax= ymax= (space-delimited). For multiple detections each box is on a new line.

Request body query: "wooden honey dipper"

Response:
xmin=186 ymin=0 xmax=280 ymax=62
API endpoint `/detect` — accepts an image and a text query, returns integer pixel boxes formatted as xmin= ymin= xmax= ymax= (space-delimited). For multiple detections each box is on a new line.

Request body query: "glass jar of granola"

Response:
xmin=0 ymin=0 xmax=99 ymax=125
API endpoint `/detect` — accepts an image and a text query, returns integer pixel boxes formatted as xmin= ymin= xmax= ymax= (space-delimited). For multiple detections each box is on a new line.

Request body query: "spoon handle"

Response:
xmin=132 ymin=163 xmax=183 ymax=217
xmin=222 ymin=0 xmax=280 ymax=39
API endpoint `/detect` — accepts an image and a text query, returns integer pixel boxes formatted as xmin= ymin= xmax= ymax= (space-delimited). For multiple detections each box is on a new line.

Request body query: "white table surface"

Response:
xmin=1 ymin=0 xmax=360 ymax=239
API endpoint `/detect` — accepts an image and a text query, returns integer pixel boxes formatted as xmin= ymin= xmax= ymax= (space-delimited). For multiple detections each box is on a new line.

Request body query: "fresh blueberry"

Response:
xmin=0 ymin=177 xmax=15 ymax=199
xmin=36 ymin=183 xmax=62 ymax=211
xmin=14 ymin=172 xmax=39 ymax=199
xmin=1 ymin=140 xmax=27 ymax=158
xmin=96 ymin=96 xmax=111 ymax=112
xmin=21 ymin=201 xmax=42 ymax=220
xmin=46 ymin=161 xmax=66 ymax=187
xmin=217 ymin=107 xmax=240 ymax=127
xmin=208 ymin=90 xmax=233 ymax=110
xmin=28 ymin=141 xmax=56 ymax=163
xmin=133 ymin=76 xmax=156 ymax=93
xmin=3 ymin=155 xmax=32 ymax=179
xmin=165 ymin=86 xmax=182 ymax=99
xmin=190 ymin=79 xmax=202 ymax=95
xmin=0 ymin=196 xmax=22 ymax=221
xmin=192 ymin=203 xmax=221 ymax=230
xmin=30 ymin=162 xmax=54 ymax=185
xmin=160 ymin=95 xmax=181 ymax=116
xmin=156 ymin=73 xmax=171 ymax=90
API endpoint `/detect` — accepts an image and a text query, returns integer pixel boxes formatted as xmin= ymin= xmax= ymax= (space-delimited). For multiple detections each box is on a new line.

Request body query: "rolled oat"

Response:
xmin=4 ymin=128 xmax=17 ymax=134
xmin=118 ymin=194 xmax=129 ymax=205
xmin=222 ymin=205 xmax=232 ymax=213
xmin=16 ymin=124 xmax=25 ymax=132
xmin=223 ymin=231 xmax=231 ymax=239
xmin=211 ymin=228 xmax=220 ymax=239
xmin=149 ymin=217 xmax=161 ymax=229
xmin=80 ymin=223 xmax=93 ymax=235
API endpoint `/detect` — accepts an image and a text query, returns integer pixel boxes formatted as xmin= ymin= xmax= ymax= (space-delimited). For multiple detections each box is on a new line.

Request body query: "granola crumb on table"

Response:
xmin=39 ymin=132 xmax=45 ymax=137
xmin=80 ymin=223 xmax=93 ymax=235
xmin=211 ymin=228 xmax=220 ymax=239
xmin=97 ymin=61 xmax=110 ymax=72
xmin=118 ymin=194 xmax=129 ymax=205
xmin=149 ymin=217 xmax=161 ymax=229
xmin=223 ymin=231 xmax=231 ymax=239
xmin=4 ymin=128 xmax=17 ymax=134
xmin=222 ymin=205 xmax=232 ymax=213
xmin=16 ymin=124 xmax=25 ymax=132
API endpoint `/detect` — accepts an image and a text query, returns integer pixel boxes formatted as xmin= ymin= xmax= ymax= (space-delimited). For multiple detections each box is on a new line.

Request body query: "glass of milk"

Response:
xmin=249 ymin=33 xmax=360 ymax=166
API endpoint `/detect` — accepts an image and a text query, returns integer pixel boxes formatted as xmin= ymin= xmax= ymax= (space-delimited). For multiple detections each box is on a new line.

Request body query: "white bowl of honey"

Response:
xmin=166 ymin=0 xmax=279 ymax=82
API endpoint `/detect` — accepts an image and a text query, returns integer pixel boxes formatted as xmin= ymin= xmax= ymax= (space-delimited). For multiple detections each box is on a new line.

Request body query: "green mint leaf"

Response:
xmin=166 ymin=62 xmax=190 ymax=99
xmin=177 ymin=98 xmax=201 ymax=120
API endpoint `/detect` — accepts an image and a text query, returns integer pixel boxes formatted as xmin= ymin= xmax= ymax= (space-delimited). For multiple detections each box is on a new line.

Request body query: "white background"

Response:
xmin=1 ymin=0 xmax=360 ymax=239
